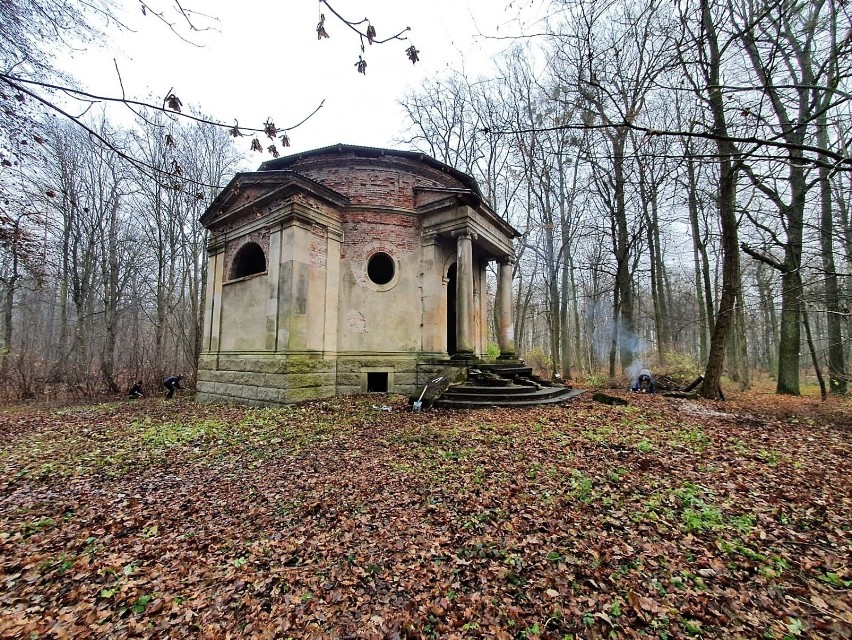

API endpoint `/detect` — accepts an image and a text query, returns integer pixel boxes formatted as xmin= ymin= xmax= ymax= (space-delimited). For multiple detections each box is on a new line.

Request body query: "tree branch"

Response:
xmin=0 ymin=73 xmax=324 ymax=137
xmin=740 ymin=242 xmax=786 ymax=272
xmin=484 ymin=118 xmax=852 ymax=169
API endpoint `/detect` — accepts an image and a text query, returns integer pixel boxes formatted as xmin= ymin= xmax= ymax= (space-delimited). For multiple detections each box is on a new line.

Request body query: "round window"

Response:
xmin=367 ymin=252 xmax=395 ymax=286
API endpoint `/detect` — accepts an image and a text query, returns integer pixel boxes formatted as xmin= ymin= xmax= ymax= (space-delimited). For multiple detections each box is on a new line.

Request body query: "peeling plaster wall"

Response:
xmin=336 ymin=211 xmax=422 ymax=354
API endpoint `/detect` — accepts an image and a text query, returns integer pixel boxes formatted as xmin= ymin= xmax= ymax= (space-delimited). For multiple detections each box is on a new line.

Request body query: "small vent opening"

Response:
xmin=367 ymin=372 xmax=389 ymax=392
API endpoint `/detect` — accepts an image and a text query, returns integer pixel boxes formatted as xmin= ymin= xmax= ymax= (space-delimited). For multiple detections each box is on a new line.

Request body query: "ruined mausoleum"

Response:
xmin=197 ymin=144 xmax=520 ymax=406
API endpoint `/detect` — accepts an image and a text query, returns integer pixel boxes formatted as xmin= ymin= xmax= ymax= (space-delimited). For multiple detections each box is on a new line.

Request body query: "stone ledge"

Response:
xmin=199 ymin=370 xmax=335 ymax=389
xmin=336 ymin=358 xmax=418 ymax=374
xmin=199 ymin=353 xmax=336 ymax=375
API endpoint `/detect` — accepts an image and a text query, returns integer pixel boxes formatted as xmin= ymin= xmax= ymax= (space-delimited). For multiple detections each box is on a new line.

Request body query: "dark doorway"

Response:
xmin=446 ymin=263 xmax=457 ymax=355
xmin=367 ymin=372 xmax=388 ymax=392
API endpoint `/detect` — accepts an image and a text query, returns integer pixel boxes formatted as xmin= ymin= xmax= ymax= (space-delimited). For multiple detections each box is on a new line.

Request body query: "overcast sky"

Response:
xmin=59 ymin=1 xmax=546 ymax=161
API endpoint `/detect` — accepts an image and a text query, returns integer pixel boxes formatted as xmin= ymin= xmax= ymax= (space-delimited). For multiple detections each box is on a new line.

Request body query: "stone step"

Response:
xmin=435 ymin=388 xmax=585 ymax=409
xmin=441 ymin=385 xmax=571 ymax=401
xmin=475 ymin=364 xmax=534 ymax=377
xmin=443 ymin=384 xmax=542 ymax=396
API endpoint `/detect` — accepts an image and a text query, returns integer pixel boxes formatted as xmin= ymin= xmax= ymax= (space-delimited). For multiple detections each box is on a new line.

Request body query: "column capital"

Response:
xmin=498 ymin=254 xmax=517 ymax=266
xmin=451 ymin=229 xmax=478 ymax=241
xmin=420 ymin=231 xmax=440 ymax=246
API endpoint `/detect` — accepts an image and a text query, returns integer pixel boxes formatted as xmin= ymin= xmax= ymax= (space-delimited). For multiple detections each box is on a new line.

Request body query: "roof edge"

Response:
xmin=259 ymin=144 xmax=483 ymax=198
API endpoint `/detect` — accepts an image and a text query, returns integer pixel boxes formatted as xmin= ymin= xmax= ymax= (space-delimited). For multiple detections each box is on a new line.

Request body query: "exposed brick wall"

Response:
xmin=288 ymin=154 xmax=467 ymax=208
xmin=339 ymin=211 xmax=419 ymax=264
xmin=309 ymin=224 xmax=327 ymax=269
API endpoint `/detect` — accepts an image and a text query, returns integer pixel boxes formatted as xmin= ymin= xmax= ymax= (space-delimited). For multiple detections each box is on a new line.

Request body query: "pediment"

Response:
xmin=200 ymin=170 xmax=350 ymax=229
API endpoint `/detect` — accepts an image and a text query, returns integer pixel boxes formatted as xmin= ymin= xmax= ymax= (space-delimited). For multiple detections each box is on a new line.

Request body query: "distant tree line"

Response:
xmin=0 ymin=115 xmax=241 ymax=399
xmin=399 ymin=0 xmax=852 ymax=399
xmin=1 ymin=0 xmax=850 ymax=401
xmin=0 ymin=0 xmax=406 ymax=401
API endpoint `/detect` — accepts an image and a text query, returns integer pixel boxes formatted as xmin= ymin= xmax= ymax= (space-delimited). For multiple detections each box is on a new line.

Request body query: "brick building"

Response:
xmin=197 ymin=144 xmax=520 ymax=405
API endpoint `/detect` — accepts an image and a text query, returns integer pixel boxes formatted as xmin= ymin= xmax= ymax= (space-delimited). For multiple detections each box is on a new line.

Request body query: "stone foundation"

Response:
xmin=196 ymin=353 xmax=472 ymax=407
xmin=196 ymin=353 xmax=337 ymax=406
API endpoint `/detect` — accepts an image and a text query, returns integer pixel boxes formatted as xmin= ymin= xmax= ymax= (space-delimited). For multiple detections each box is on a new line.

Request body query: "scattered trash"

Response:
xmin=413 ymin=376 xmax=445 ymax=412
xmin=372 ymin=405 xmax=392 ymax=412
xmin=413 ymin=387 xmax=428 ymax=412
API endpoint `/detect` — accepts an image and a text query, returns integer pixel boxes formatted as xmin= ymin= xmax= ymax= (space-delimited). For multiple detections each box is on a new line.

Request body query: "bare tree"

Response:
xmin=732 ymin=0 xmax=851 ymax=395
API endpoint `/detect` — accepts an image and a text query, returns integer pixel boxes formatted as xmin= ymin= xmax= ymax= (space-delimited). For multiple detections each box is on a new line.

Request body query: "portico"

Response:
xmin=416 ymin=187 xmax=519 ymax=362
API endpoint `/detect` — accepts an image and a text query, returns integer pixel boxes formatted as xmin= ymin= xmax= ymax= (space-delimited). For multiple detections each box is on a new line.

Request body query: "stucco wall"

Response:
xmin=337 ymin=211 xmax=423 ymax=354
xmin=220 ymin=274 xmax=268 ymax=351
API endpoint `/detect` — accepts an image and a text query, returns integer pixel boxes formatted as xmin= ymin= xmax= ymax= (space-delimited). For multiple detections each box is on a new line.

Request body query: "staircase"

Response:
xmin=434 ymin=363 xmax=584 ymax=409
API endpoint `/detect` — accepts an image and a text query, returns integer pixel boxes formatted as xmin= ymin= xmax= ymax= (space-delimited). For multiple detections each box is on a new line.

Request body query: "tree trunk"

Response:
xmin=1 ymin=274 xmax=14 ymax=379
xmin=802 ymin=305 xmax=827 ymax=401
xmin=699 ymin=0 xmax=740 ymax=400
xmin=612 ymin=129 xmax=636 ymax=371
xmin=735 ymin=280 xmax=750 ymax=389
xmin=686 ymin=157 xmax=709 ymax=363
xmin=837 ymin=179 xmax=852 ymax=379
xmin=609 ymin=285 xmax=620 ymax=378
xmin=776 ymin=265 xmax=802 ymax=395
xmin=817 ymin=118 xmax=847 ymax=394
xmin=569 ymin=254 xmax=583 ymax=376
xmin=651 ymin=187 xmax=671 ymax=359
xmin=642 ymin=167 xmax=666 ymax=365
xmin=756 ymin=263 xmax=779 ymax=373
xmin=559 ymin=254 xmax=572 ymax=380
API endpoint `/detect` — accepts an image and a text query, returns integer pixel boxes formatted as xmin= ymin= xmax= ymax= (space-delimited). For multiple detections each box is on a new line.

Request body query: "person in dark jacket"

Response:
xmin=128 ymin=381 xmax=144 ymax=399
xmin=631 ymin=368 xmax=655 ymax=393
xmin=163 ymin=375 xmax=183 ymax=399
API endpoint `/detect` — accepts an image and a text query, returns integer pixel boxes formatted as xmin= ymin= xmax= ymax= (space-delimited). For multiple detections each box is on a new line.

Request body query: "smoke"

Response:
xmin=625 ymin=359 xmax=646 ymax=384
xmin=588 ymin=299 xmax=615 ymax=361
xmin=587 ymin=300 xmax=648 ymax=377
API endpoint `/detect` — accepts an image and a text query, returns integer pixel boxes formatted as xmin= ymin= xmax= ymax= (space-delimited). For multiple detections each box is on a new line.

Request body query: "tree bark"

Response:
xmin=698 ymin=0 xmax=740 ymax=400
xmin=817 ymin=115 xmax=847 ymax=394
xmin=802 ymin=305 xmax=827 ymax=401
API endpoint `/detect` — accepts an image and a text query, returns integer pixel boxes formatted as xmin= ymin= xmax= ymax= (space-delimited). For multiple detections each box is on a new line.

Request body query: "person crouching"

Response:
xmin=128 ymin=381 xmax=144 ymax=399
xmin=163 ymin=375 xmax=183 ymax=399
xmin=631 ymin=369 xmax=655 ymax=393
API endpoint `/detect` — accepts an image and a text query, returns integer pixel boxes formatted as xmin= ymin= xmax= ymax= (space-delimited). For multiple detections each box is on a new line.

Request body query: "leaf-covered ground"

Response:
xmin=0 ymin=391 xmax=849 ymax=639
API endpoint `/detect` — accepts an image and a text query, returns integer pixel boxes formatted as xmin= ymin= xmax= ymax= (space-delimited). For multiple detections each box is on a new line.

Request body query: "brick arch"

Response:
xmin=224 ymin=231 xmax=270 ymax=281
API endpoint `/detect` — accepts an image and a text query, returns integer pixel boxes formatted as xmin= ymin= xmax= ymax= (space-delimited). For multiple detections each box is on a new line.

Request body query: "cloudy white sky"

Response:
xmin=59 ymin=1 xmax=547 ymax=159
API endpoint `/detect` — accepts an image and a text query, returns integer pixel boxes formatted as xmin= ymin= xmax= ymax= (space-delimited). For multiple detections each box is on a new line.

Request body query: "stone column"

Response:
xmin=496 ymin=255 xmax=517 ymax=360
xmin=420 ymin=232 xmax=444 ymax=355
xmin=452 ymin=229 xmax=477 ymax=358
xmin=204 ymin=249 xmax=225 ymax=353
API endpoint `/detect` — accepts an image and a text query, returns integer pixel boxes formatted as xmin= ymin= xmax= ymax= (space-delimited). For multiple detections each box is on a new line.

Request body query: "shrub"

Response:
xmin=525 ymin=347 xmax=552 ymax=378
xmin=485 ymin=342 xmax=500 ymax=361
xmin=662 ymin=351 xmax=701 ymax=383
xmin=584 ymin=373 xmax=609 ymax=388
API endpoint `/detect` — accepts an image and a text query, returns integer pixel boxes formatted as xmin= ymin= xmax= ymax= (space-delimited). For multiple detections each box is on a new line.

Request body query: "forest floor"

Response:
xmin=0 ymin=386 xmax=849 ymax=639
